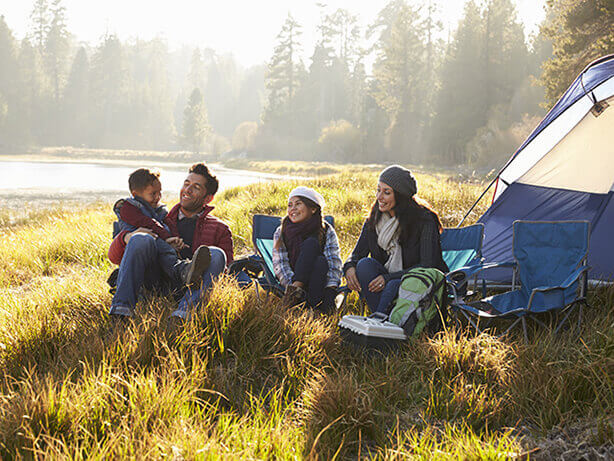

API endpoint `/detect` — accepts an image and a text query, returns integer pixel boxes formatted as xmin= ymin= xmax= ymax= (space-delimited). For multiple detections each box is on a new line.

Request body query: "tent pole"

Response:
xmin=457 ymin=175 xmax=498 ymax=227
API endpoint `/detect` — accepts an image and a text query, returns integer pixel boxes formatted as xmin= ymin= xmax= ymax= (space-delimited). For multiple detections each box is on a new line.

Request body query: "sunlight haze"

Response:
xmin=3 ymin=0 xmax=546 ymax=67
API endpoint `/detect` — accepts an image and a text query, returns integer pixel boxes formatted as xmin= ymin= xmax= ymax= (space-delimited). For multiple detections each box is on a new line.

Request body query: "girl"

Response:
xmin=272 ymin=187 xmax=342 ymax=313
xmin=343 ymin=165 xmax=448 ymax=314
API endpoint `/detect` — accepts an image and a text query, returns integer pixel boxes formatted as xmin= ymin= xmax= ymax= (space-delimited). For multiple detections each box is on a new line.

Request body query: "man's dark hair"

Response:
xmin=189 ymin=163 xmax=219 ymax=196
xmin=128 ymin=168 xmax=160 ymax=192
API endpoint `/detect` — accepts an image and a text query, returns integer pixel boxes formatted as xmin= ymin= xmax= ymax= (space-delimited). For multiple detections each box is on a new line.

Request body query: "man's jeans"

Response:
xmin=109 ymin=234 xmax=226 ymax=320
xmin=355 ymin=257 xmax=401 ymax=314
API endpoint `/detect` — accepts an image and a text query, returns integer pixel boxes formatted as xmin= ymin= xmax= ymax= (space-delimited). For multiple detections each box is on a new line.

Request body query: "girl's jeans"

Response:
xmin=292 ymin=237 xmax=331 ymax=311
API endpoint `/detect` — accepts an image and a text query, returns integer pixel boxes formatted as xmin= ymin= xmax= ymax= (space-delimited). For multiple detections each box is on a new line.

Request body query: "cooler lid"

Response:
xmin=338 ymin=315 xmax=407 ymax=340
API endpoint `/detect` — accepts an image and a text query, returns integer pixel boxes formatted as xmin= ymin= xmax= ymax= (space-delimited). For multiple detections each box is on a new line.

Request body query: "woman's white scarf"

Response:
xmin=376 ymin=213 xmax=403 ymax=273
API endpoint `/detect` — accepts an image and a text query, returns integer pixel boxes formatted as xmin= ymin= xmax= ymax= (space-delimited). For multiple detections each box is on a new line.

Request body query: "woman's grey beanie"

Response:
xmin=379 ymin=165 xmax=417 ymax=197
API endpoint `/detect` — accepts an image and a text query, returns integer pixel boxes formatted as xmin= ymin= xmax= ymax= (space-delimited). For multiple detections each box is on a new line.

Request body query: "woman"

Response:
xmin=343 ymin=165 xmax=448 ymax=314
xmin=272 ymin=186 xmax=343 ymax=313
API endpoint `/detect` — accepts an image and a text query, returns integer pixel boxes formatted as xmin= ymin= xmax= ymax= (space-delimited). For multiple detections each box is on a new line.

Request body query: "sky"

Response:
xmin=2 ymin=0 xmax=546 ymax=68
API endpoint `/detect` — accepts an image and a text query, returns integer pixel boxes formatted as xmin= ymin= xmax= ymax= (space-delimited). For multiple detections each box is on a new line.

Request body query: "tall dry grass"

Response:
xmin=0 ymin=171 xmax=610 ymax=458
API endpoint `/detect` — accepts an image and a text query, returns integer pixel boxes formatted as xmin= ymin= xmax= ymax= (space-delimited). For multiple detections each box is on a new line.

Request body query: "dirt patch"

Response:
xmin=521 ymin=418 xmax=614 ymax=460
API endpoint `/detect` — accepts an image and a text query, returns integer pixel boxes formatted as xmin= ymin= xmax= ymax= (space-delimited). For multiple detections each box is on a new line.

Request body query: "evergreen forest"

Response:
xmin=0 ymin=0 xmax=612 ymax=168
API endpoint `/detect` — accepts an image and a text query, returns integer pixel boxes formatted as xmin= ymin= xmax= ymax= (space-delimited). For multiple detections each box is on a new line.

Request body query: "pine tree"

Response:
xmin=319 ymin=8 xmax=361 ymax=71
xmin=89 ymin=34 xmax=128 ymax=147
xmin=371 ymin=1 xmax=427 ymax=161
xmin=188 ymin=48 xmax=205 ymax=94
xmin=481 ymin=0 xmax=528 ymax=110
xmin=29 ymin=0 xmax=50 ymax=53
xmin=61 ymin=46 xmax=89 ymax=145
xmin=182 ymin=88 xmax=210 ymax=154
xmin=430 ymin=0 xmax=485 ymax=163
xmin=263 ymin=13 xmax=305 ymax=135
xmin=541 ymin=0 xmax=614 ymax=104
xmin=0 ymin=16 xmax=18 ymax=142
xmin=205 ymin=54 xmax=239 ymax=136
xmin=45 ymin=0 xmax=69 ymax=104
xmin=17 ymin=39 xmax=46 ymax=143
xmin=429 ymin=0 xmax=530 ymax=165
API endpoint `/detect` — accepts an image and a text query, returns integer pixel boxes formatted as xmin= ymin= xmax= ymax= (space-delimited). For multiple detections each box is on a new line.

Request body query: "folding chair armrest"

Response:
xmin=446 ymin=279 xmax=465 ymax=303
xmin=560 ymin=265 xmax=590 ymax=289
xmin=448 ymin=260 xmax=516 ymax=282
xmin=527 ymin=266 xmax=589 ymax=309
xmin=479 ymin=261 xmax=517 ymax=271
xmin=447 ymin=262 xmax=484 ymax=279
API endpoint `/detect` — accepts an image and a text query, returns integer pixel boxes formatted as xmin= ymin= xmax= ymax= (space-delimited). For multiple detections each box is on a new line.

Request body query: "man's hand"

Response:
xmin=345 ymin=267 xmax=361 ymax=292
xmin=368 ymin=275 xmax=386 ymax=293
xmin=123 ymin=227 xmax=156 ymax=245
xmin=165 ymin=236 xmax=187 ymax=251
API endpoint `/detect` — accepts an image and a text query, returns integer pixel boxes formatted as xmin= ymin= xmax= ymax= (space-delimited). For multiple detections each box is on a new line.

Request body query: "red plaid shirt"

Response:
xmin=108 ymin=204 xmax=233 ymax=265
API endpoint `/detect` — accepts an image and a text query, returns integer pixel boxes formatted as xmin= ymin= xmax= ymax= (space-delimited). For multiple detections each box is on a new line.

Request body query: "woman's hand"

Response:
xmin=345 ymin=267 xmax=361 ymax=292
xmin=368 ymin=275 xmax=386 ymax=293
xmin=123 ymin=227 xmax=156 ymax=245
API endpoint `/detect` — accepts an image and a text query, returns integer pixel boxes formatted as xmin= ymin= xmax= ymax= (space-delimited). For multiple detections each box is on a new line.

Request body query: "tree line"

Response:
xmin=0 ymin=0 xmax=611 ymax=167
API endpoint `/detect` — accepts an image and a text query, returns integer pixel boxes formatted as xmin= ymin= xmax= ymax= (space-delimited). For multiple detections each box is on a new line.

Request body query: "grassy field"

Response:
xmin=0 ymin=170 xmax=612 ymax=459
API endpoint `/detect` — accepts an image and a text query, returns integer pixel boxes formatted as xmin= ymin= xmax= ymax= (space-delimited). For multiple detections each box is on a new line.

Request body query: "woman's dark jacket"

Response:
xmin=343 ymin=209 xmax=448 ymax=282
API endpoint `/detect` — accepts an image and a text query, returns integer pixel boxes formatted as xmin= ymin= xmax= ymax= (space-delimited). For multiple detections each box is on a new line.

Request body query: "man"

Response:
xmin=108 ymin=163 xmax=233 ymax=327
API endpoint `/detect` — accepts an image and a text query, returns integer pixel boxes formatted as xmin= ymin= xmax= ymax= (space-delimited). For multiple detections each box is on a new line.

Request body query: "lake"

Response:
xmin=0 ymin=160 xmax=290 ymax=210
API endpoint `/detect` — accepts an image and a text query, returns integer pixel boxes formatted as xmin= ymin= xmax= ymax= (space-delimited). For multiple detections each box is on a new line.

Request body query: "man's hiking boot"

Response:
xmin=181 ymin=245 xmax=211 ymax=286
xmin=280 ymin=284 xmax=305 ymax=310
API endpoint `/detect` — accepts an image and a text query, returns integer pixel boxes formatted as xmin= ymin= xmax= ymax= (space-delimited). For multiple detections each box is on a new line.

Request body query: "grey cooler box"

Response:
xmin=338 ymin=313 xmax=407 ymax=351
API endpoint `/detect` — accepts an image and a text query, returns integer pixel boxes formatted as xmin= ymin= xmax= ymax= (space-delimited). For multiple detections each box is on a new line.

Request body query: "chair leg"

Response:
xmin=577 ymin=302 xmax=584 ymax=334
xmin=531 ymin=316 xmax=548 ymax=329
xmin=461 ymin=310 xmax=482 ymax=335
xmin=499 ymin=316 xmax=522 ymax=339
xmin=554 ymin=303 xmax=578 ymax=335
xmin=452 ymin=310 xmax=463 ymax=336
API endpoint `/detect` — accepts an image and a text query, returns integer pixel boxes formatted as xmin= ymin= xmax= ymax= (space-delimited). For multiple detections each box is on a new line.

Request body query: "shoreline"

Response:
xmin=0 ymin=154 xmax=308 ymax=182
xmin=0 ymin=148 xmax=380 ymax=177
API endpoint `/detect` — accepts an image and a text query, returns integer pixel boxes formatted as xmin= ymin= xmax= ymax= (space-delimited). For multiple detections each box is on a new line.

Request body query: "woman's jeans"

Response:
xmin=292 ymin=237 xmax=332 ymax=312
xmin=109 ymin=234 xmax=226 ymax=320
xmin=355 ymin=257 xmax=401 ymax=314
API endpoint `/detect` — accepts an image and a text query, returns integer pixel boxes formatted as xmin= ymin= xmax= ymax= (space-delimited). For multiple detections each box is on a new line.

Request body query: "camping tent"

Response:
xmin=475 ymin=54 xmax=614 ymax=282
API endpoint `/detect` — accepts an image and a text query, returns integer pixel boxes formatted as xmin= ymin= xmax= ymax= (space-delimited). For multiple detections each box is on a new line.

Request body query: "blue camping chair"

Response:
xmin=441 ymin=223 xmax=484 ymax=272
xmin=229 ymin=214 xmax=348 ymax=307
xmin=450 ymin=220 xmax=590 ymax=342
xmin=441 ymin=223 xmax=485 ymax=296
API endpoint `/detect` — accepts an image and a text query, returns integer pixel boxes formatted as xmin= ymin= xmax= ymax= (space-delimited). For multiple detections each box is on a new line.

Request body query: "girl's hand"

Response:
xmin=368 ymin=275 xmax=386 ymax=293
xmin=345 ymin=267 xmax=361 ymax=292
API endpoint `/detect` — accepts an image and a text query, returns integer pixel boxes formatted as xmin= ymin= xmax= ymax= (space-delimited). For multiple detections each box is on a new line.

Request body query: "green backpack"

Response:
xmin=389 ymin=267 xmax=448 ymax=337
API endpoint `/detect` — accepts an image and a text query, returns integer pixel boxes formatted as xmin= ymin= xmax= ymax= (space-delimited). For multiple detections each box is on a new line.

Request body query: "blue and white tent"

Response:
xmin=477 ymin=54 xmax=614 ymax=282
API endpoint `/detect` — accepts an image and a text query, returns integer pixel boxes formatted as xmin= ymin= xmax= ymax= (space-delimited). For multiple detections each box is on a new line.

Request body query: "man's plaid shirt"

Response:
xmin=272 ymin=223 xmax=343 ymax=287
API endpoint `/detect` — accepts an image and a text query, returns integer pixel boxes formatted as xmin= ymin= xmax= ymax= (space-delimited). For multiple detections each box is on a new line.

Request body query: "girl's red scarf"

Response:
xmin=282 ymin=214 xmax=322 ymax=268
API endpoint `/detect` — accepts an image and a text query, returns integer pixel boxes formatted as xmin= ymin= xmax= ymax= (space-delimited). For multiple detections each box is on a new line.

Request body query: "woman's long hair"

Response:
xmin=367 ymin=191 xmax=443 ymax=241
xmin=279 ymin=196 xmax=327 ymax=248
